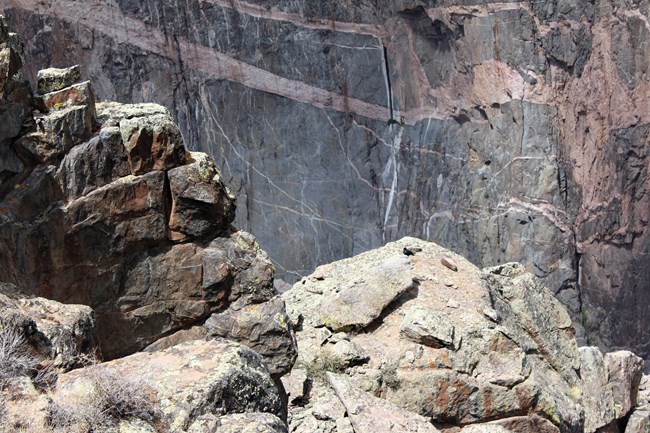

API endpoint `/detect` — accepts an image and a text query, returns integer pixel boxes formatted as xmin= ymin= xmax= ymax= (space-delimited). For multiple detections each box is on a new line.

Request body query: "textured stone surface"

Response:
xmin=327 ymin=372 xmax=440 ymax=433
xmin=0 ymin=282 xmax=97 ymax=372
xmin=283 ymin=238 xmax=645 ymax=433
xmin=0 ymin=28 xmax=292 ymax=363
xmin=36 ymin=65 xmax=80 ymax=94
xmin=283 ymin=253 xmax=414 ymax=332
xmin=204 ymin=296 xmax=298 ymax=377
xmin=3 ymin=0 xmax=648 ymax=358
xmin=167 ymin=151 xmax=236 ymax=241
xmin=44 ymin=340 xmax=283 ymax=432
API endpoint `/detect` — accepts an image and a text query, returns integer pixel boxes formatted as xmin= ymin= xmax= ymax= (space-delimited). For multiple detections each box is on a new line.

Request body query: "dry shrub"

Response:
xmin=0 ymin=321 xmax=38 ymax=388
xmin=47 ymin=367 xmax=163 ymax=433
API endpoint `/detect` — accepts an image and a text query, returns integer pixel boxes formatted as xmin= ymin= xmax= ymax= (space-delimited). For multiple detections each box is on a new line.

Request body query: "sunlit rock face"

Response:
xmin=3 ymin=0 xmax=649 ymax=358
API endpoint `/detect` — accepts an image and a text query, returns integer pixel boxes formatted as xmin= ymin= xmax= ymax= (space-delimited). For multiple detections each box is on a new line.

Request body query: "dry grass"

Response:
xmin=46 ymin=367 xmax=163 ymax=433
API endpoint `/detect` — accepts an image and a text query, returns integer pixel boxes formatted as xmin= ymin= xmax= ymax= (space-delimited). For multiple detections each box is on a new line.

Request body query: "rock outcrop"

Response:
xmin=282 ymin=237 xmax=645 ymax=433
xmin=0 ymin=16 xmax=297 ymax=432
xmin=0 ymin=17 xmax=297 ymax=372
xmin=2 ymin=0 xmax=647 ymax=359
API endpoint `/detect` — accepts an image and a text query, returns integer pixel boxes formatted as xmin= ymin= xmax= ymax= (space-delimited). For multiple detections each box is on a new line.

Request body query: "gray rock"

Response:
xmin=7 ymin=0 xmax=650 ymax=362
xmin=399 ymin=305 xmax=456 ymax=349
xmin=579 ymin=346 xmax=617 ymax=432
xmin=327 ymin=372 xmax=440 ymax=433
xmin=604 ymin=351 xmax=645 ymax=419
xmin=204 ymin=296 xmax=298 ymax=377
xmin=0 ymin=282 xmax=97 ymax=373
xmin=52 ymin=340 xmax=283 ymax=432
xmin=283 ymin=254 xmax=414 ymax=332
xmin=167 ymin=151 xmax=236 ymax=241
xmin=36 ymin=65 xmax=81 ymax=94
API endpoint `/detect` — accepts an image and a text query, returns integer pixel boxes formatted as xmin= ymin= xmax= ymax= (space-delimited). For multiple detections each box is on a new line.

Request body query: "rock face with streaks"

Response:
xmin=0 ymin=17 xmax=297 ymax=376
xmin=3 ymin=0 xmax=647 ymax=359
xmin=282 ymin=237 xmax=645 ymax=433
xmin=0 ymin=18 xmax=297 ymax=432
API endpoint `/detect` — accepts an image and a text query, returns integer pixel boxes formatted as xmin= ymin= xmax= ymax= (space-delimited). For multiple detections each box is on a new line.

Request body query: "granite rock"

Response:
xmin=4 ymin=0 xmax=648 ymax=359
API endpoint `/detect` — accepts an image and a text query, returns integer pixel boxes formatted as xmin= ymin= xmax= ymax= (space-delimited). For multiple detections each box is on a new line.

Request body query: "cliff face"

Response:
xmin=2 ymin=0 xmax=649 ymax=358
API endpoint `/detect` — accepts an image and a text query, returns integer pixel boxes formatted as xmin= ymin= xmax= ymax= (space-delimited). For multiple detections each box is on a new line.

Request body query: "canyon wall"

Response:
xmin=2 ymin=0 xmax=648 ymax=359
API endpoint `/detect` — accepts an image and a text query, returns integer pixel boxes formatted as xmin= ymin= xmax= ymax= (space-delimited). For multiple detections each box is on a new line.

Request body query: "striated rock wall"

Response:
xmin=0 ymin=21 xmax=298 ymax=371
xmin=2 ymin=0 xmax=649 ymax=359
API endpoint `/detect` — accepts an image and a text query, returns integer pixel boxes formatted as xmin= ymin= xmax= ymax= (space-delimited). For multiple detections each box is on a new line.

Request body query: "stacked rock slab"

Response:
xmin=0 ymin=16 xmax=296 ymax=373
xmin=282 ymin=237 xmax=645 ymax=433
xmin=0 ymin=16 xmax=296 ymax=432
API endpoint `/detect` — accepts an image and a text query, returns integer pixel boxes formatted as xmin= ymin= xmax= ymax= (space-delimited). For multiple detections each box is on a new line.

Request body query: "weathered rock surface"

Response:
xmin=1 ymin=339 xmax=284 ymax=432
xmin=0 ymin=282 xmax=97 ymax=373
xmin=625 ymin=374 xmax=650 ymax=433
xmin=3 ymin=0 xmax=648 ymax=359
xmin=328 ymin=372 xmax=440 ymax=433
xmin=204 ymin=295 xmax=297 ymax=377
xmin=0 ymin=17 xmax=297 ymax=384
xmin=283 ymin=237 xmax=645 ymax=433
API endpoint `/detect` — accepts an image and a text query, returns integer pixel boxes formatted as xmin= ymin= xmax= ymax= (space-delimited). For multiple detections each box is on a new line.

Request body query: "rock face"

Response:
xmin=282 ymin=237 xmax=645 ymax=433
xmin=2 ymin=0 xmax=648 ymax=358
xmin=0 ymin=16 xmax=297 ymax=379
xmin=0 ymin=17 xmax=298 ymax=432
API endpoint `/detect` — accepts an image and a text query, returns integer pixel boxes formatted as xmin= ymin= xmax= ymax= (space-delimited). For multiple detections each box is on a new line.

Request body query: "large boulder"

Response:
xmin=283 ymin=237 xmax=645 ymax=433
xmin=0 ymin=21 xmax=294 ymax=365
xmin=1 ymin=339 xmax=283 ymax=432
xmin=0 ymin=282 xmax=97 ymax=374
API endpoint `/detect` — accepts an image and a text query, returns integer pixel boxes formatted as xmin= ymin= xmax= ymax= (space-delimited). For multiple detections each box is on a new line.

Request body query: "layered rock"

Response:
xmin=2 ymin=0 xmax=648 ymax=359
xmin=0 ymin=17 xmax=298 ymax=432
xmin=282 ymin=237 xmax=645 ymax=433
xmin=0 ymin=17 xmax=297 ymax=379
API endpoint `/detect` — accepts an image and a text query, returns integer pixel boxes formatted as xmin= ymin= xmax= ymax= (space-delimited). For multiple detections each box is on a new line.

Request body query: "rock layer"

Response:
xmin=3 ymin=0 xmax=647 ymax=358
xmin=0 ymin=18 xmax=296 ymax=371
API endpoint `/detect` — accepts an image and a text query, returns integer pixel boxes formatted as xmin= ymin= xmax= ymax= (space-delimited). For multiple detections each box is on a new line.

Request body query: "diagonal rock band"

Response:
xmin=0 ymin=12 xmax=649 ymax=433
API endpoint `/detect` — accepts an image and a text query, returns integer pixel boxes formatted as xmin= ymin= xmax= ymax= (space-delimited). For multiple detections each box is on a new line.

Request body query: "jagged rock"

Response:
xmin=327 ymin=372 xmax=440 ymax=433
xmin=36 ymin=65 xmax=81 ymax=94
xmin=204 ymin=296 xmax=298 ymax=377
xmin=167 ymin=151 xmax=236 ymax=241
xmin=119 ymin=112 xmax=186 ymax=175
xmin=284 ymin=238 xmax=645 ymax=433
xmin=41 ymin=80 xmax=95 ymax=112
xmin=625 ymin=375 xmax=650 ymax=433
xmin=283 ymin=254 xmax=414 ymax=332
xmin=46 ymin=340 xmax=282 ymax=432
xmin=0 ymin=22 xmax=292 ymax=363
xmin=8 ymin=0 xmax=649 ymax=363
xmin=399 ymin=305 xmax=456 ymax=349
xmin=0 ymin=282 xmax=97 ymax=372
xmin=459 ymin=415 xmax=560 ymax=433
xmin=579 ymin=346 xmax=617 ymax=432
xmin=55 ymin=127 xmax=130 ymax=200
xmin=604 ymin=351 xmax=644 ymax=418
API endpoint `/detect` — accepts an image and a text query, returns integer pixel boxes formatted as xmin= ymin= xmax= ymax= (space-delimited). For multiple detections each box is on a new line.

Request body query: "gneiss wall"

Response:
xmin=4 ymin=0 xmax=649 ymax=359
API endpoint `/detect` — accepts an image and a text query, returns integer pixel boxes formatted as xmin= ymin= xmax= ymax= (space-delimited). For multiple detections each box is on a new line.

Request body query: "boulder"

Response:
xmin=0 ymin=282 xmax=97 ymax=373
xmin=2 ymin=339 xmax=282 ymax=432
xmin=204 ymin=296 xmax=297 ymax=377
xmin=604 ymin=351 xmax=644 ymax=418
xmin=119 ymin=112 xmax=187 ymax=175
xmin=283 ymin=237 xmax=646 ymax=433
xmin=625 ymin=374 xmax=650 ymax=433
xmin=36 ymin=65 xmax=81 ymax=94
xmin=167 ymin=151 xmax=236 ymax=241
xmin=283 ymin=254 xmax=414 ymax=332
